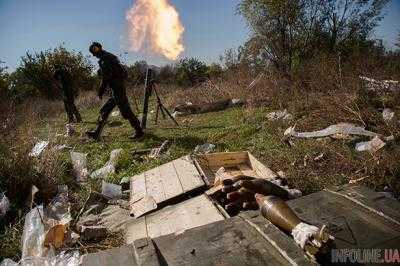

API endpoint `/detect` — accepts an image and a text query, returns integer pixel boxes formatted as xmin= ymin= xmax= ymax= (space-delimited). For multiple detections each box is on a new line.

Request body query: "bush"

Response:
xmin=176 ymin=57 xmax=209 ymax=86
xmin=8 ymin=46 xmax=96 ymax=102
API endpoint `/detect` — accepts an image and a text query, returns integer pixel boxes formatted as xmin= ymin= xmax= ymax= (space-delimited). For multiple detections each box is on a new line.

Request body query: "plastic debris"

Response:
xmin=194 ymin=143 xmax=215 ymax=154
xmin=64 ymin=124 xmax=75 ymax=137
xmin=284 ymin=123 xmax=381 ymax=139
xmin=0 ymin=192 xmax=10 ymax=217
xmin=267 ymin=109 xmax=293 ymax=121
xmin=355 ymin=136 xmax=386 ymax=153
xmin=101 ymin=181 xmax=122 ymax=199
xmin=149 ymin=140 xmax=170 ymax=159
xmin=18 ymin=186 xmax=77 ymax=266
xmin=21 ymin=206 xmax=47 ymax=258
xmin=29 ymin=141 xmax=49 ymax=157
xmin=70 ymin=151 xmax=89 ymax=183
xmin=90 ymin=149 xmax=123 ymax=179
xmin=0 ymin=259 xmax=18 ymax=266
xmin=291 ymin=222 xmax=320 ymax=249
xmin=111 ymin=110 xmax=120 ymax=117
xmin=360 ymin=76 xmax=399 ymax=92
xmin=27 ymin=185 xmax=39 ymax=209
xmin=382 ymin=108 xmax=395 ymax=122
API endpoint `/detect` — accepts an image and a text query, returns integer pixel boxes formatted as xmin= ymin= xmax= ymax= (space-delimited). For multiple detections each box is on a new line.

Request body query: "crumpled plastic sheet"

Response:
xmin=355 ymin=136 xmax=386 ymax=153
xmin=0 ymin=192 xmax=10 ymax=216
xmin=16 ymin=186 xmax=78 ymax=266
xmin=70 ymin=152 xmax=88 ymax=183
xmin=2 ymin=251 xmax=80 ymax=266
xmin=284 ymin=123 xmax=380 ymax=139
xmin=90 ymin=149 xmax=123 ymax=179
xmin=21 ymin=206 xmax=47 ymax=258
xmin=291 ymin=222 xmax=319 ymax=249
xmin=194 ymin=143 xmax=215 ymax=154
xmin=267 ymin=109 xmax=293 ymax=121
xmin=29 ymin=141 xmax=49 ymax=157
xmin=101 ymin=181 xmax=122 ymax=199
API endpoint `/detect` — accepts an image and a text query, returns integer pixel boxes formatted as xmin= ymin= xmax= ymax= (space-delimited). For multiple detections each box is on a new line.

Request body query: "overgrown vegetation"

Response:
xmin=7 ymin=46 xmax=96 ymax=102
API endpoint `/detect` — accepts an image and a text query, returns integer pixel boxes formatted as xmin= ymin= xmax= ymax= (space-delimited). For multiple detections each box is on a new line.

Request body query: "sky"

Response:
xmin=0 ymin=0 xmax=399 ymax=71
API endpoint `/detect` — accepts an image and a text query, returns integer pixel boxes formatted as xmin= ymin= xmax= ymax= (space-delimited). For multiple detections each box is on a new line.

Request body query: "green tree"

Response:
xmin=238 ymin=0 xmax=389 ymax=72
xmin=0 ymin=61 xmax=9 ymax=95
xmin=9 ymin=46 xmax=95 ymax=101
xmin=176 ymin=58 xmax=208 ymax=86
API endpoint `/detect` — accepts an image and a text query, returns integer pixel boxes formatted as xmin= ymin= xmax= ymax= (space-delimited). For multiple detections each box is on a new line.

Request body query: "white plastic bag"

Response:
xmin=0 ymin=192 xmax=10 ymax=216
xmin=70 ymin=152 xmax=88 ymax=183
xmin=29 ymin=141 xmax=49 ymax=157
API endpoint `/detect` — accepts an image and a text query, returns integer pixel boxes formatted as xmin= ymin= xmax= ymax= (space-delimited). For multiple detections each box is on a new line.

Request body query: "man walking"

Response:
xmin=86 ymin=42 xmax=144 ymax=140
xmin=54 ymin=64 xmax=82 ymax=123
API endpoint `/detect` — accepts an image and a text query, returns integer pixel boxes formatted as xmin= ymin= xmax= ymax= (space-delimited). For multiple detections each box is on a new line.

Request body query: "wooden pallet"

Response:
xmin=126 ymin=195 xmax=225 ymax=245
xmin=130 ymin=157 xmax=205 ymax=216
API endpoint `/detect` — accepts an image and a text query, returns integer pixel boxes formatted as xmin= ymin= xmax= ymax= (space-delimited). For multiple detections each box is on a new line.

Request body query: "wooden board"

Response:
xmin=126 ymin=195 xmax=225 ymax=244
xmin=130 ymin=157 xmax=205 ymax=216
xmin=153 ymin=216 xmax=311 ymax=266
xmin=195 ymin=151 xmax=278 ymax=185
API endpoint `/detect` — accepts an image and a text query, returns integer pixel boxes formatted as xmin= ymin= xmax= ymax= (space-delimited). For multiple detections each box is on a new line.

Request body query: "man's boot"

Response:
xmin=128 ymin=116 xmax=144 ymax=140
xmin=86 ymin=117 xmax=106 ymax=140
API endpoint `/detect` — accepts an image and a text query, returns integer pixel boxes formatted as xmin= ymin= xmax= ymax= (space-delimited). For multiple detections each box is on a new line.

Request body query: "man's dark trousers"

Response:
xmin=99 ymin=80 xmax=141 ymax=132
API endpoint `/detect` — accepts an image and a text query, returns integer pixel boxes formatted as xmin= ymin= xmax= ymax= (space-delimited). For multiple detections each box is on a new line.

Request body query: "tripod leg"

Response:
xmin=161 ymin=105 xmax=179 ymax=126
xmin=155 ymin=104 xmax=160 ymax=125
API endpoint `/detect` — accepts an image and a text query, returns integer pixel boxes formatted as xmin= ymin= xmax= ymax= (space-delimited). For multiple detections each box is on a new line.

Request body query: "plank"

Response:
xmin=152 ymin=216 xmax=308 ymax=266
xmin=173 ymin=157 xmax=204 ymax=192
xmin=200 ymin=152 xmax=249 ymax=168
xmin=158 ymin=162 xmax=183 ymax=199
xmin=130 ymin=173 xmax=146 ymax=203
xmin=125 ymin=216 xmax=148 ymax=245
xmin=144 ymin=168 xmax=165 ymax=204
xmin=248 ymin=152 xmax=278 ymax=180
xmin=146 ymin=195 xmax=224 ymax=239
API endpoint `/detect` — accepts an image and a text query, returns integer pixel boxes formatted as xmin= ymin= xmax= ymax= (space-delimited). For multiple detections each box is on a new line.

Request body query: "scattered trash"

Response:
xmin=360 ymin=76 xmax=399 ymax=92
xmin=91 ymin=149 xmax=123 ymax=179
xmin=27 ymin=185 xmax=39 ymax=210
xmin=194 ymin=143 xmax=215 ymax=154
xmin=101 ymin=181 xmax=122 ymax=200
xmin=355 ymin=136 xmax=386 ymax=153
xmin=53 ymin=144 xmax=71 ymax=151
xmin=382 ymin=108 xmax=395 ymax=122
xmin=18 ymin=185 xmax=78 ymax=265
xmin=349 ymin=176 xmax=366 ymax=184
xmin=64 ymin=123 xmax=75 ymax=137
xmin=111 ymin=111 xmax=120 ymax=117
xmin=0 ymin=192 xmax=10 ymax=217
xmin=130 ymin=195 xmax=157 ymax=218
xmin=284 ymin=123 xmax=381 ymax=139
xmin=21 ymin=206 xmax=47 ymax=258
xmin=313 ymin=153 xmax=324 ymax=162
xmin=149 ymin=140 xmax=170 ymax=159
xmin=267 ymin=109 xmax=293 ymax=121
xmin=0 ymin=258 xmax=18 ymax=266
xmin=29 ymin=141 xmax=49 ymax=157
xmin=70 ymin=151 xmax=89 ymax=183
xmin=78 ymin=225 xmax=108 ymax=241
